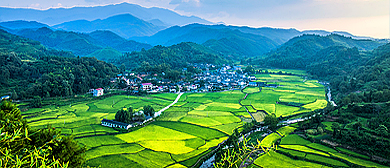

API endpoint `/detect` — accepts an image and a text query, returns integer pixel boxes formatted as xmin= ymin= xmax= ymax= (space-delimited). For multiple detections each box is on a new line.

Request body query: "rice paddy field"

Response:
xmin=21 ymin=73 xmax=330 ymax=167
xmin=22 ymin=91 xmax=247 ymax=167
xmin=252 ymin=129 xmax=388 ymax=168
xmin=242 ymin=74 xmax=327 ymax=118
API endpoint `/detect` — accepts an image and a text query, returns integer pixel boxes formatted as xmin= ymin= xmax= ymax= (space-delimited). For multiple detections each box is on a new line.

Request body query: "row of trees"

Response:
xmin=114 ymin=105 xmax=155 ymax=124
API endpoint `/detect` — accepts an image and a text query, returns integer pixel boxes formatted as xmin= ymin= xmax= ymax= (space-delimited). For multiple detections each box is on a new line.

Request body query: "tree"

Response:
xmin=0 ymin=100 xmax=79 ymax=167
xmin=31 ymin=96 xmax=42 ymax=108
xmin=11 ymin=90 xmax=18 ymax=100
xmin=243 ymin=65 xmax=254 ymax=74
xmin=143 ymin=105 xmax=155 ymax=117
xmin=332 ymin=122 xmax=341 ymax=137
xmin=264 ymin=113 xmax=278 ymax=131
xmin=376 ymin=125 xmax=388 ymax=142
xmin=115 ymin=107 xmax=134 ymax=124
xmin=28 ymin=125 xmax=86 ymax=167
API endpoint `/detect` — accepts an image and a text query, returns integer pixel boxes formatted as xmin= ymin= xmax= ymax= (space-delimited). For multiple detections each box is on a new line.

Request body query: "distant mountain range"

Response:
xmin=0 ymin=3 xmax=212 ymax=26
xmin=1 ymin=16 xmax=388 ymax=60
xmin=4 ymin=26 xmax=152 ymax=60
xmin=53 ymin=14 xmax=165 ymax=38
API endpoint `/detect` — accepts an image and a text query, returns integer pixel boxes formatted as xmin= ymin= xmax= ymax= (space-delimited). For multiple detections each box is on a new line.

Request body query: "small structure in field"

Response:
xmin=141 ymin=83 xmax=153 ymax=90
xmin=101 ymin=119 xmax=132 ymax=130
xmin=1 ymin=95 xmax=10 ymax=100
xmin=93 ymin=88 xmax=104 ymax=97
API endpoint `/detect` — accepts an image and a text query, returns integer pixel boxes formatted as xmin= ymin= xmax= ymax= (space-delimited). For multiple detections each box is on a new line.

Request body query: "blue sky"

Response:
xmin=0 ymin=0 xmax=388 ymax=38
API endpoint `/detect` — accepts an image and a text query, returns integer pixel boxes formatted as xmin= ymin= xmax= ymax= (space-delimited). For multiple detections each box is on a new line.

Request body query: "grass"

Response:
xmin=153 ymin=121 xmax=226 ymax=140
xmin=211 ymin=122 xmax=243 ymax=134
xmin=280 ymin=134 xmax=311 ymax=145
xmin=138 ymin=140 xmax=195 ymax=154
xmin=243 ymin=87 xmax=260 ymax=93
xmin=279 ymin=145 xmax=330 ymax=157
xmin=251 ymin=112 xmax=266 ymax=122
xmin=179 ymin=115 xmax=223 ymax=127
xmin=86 ymin=154 xmax=143 ymax=168
xmin=277 ymin=126 xmax=296 ymax=136
xmin=278 ymin=148 xmax=306 ymax=158
xmin=253 ymin=150 xmax=328 ymax=168
xmin=330 ymin=152 xmax=387 ymax=168
xmin=306 ymin=143 xmax=338 ymax=153
xmin=185 ymin=138 xmax=206 ymax=149
xmin=302 ymin=99 xmax=328 ymax=111
xmin=171 ymin=148 xmax=209 ymax=162
xmin=115 ymin=124 xmax=197 ymax=143
xmin=149 ymin=93 xmax=179 ymax=101
xmin=85 ymin=143 xmax=144 ymax=160
xmin=260 ymin=133 xmax=281 ymax=148
xmin=336 ymin=147 xmax=371 ymax=160
xmin=322 ymin=122 xmax=335 ymax=132
xmin=200 ymin=137 xmax=228 ymax=149
xmin=77 ymin=135 xmax=126 ymax=149
xmin=124 ymin=149 xmax=176 ymax=168
xmin=305 ymin=154 xmax=349 ymax=167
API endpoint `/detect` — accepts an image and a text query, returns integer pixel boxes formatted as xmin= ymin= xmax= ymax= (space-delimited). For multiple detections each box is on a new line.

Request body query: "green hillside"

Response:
xmin=115 ymin=42 xmax=227 ymax=72
xmin=87 ymin=47 xmax=122 ymax=61
xmin=0 ymin=28 xmax=118 ymax=99
xmin=258 ymin=34 xmax=384 ymax=69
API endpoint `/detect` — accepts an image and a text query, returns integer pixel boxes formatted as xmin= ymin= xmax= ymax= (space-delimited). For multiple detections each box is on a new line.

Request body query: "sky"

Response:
xmin=0 ymin=0 xmax=389 ymax=38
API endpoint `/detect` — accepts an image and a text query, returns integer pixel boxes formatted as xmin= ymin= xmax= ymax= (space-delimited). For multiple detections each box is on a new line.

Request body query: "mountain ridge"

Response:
xmin=0 ymin=3 xmax=212 ymax=26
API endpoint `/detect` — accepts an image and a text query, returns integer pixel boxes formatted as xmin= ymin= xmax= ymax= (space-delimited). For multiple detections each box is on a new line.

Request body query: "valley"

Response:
xmin=0 ymin=2 xmax=389 ymax=168
xmin=20 ymin=72 xmax=330 ymax=167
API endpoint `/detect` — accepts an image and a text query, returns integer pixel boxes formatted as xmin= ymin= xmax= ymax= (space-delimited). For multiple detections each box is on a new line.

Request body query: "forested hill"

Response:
xmin=13 ymin=27 xmax=152 ymax=57
xmin=115 ymin=42 xmax=227 ymax=72
xmin=258 ymin=34 xmax=384 ymax=69
xmin=324 ymin=43 xmax=390 ymax=104
xmin=0 ymin=29 xmax=118 ymax=99
xmin=0 ymin=28 xmax=75 ymax=60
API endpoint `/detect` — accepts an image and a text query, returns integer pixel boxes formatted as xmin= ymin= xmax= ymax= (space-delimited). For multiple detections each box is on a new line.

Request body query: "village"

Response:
xmin=90 ymin=64 xmax=257 ymax=97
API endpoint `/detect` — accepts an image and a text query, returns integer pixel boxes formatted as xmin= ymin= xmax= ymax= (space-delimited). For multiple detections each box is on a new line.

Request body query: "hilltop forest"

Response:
xmin=0 ymin=29 xmax=118 ymax=100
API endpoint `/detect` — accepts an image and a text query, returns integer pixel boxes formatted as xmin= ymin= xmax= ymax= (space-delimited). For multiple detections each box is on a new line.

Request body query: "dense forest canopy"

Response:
xmin=256 ymin=34 xmax=384 ymax=69
xmin=0 ymin=28 xmax=118 ymax=99
xmin=115 ymin=42 xmax=227 ymax=71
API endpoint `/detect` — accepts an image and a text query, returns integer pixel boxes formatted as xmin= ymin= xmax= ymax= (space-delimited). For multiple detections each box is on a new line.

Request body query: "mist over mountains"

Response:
xmin=0 ymin=3 xmax=212 ymax=26
xmin=0 ymin=2 xmax=387 ymax=61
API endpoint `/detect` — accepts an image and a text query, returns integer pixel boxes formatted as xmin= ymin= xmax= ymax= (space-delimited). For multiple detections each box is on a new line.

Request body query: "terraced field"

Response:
xmin=22 ymin=91 xmax=247 ymax=167
xmin=22 ymin=73 xmax=330 ymax=167
xmin=252 ymin=130 xmax=387 ymax=168
xmin=242 ymin=74 xmax=327 ymax=118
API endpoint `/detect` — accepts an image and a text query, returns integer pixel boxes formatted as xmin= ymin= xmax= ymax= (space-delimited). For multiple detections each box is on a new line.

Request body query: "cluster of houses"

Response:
xmin=92 ymin=64 xmax=263 ymax=95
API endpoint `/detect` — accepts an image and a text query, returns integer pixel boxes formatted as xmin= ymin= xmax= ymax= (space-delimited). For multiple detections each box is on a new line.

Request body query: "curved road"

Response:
xmin=154 ymin=92 xmax=184 ymax=117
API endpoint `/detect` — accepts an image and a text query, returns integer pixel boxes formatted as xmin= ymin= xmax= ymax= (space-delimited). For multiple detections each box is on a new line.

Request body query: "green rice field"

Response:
xmin=252 ymin=131 xmax=387 ymax=168
xmin=242 ymin=74 xmax=326 ymax=117
xmin=22 ymin=91 xmax=245 ymax=167
xmin=22 ymin=73 xmax=331 ymax=167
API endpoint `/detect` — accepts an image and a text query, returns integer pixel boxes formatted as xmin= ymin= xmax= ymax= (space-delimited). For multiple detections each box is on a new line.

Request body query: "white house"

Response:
xmin=189 ymin=85 xmax=197 ymax=90
xmin=1 ymin=95 xmax=10 ymax=100
xmin=93 ymin=88 xmax=104 ymax=97
xmin=101 ymin=119 xmax=131 ymax=130
xmin=141 ymin=83 xmax=153 ymax=90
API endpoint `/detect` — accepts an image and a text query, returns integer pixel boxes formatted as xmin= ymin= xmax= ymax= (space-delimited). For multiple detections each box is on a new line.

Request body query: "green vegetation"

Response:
xmin=260 ymin=133 xmax=281 ymax=148
xmin=0 ymin=101 xmax=85 ymax=167
xmin=241 ymin=74 xmax=326 ymax=117
xmin=253 ymin=150 xmax=327 ymax=168
xmin=279 ymin=134 xmax=311 ymax=145
xmin=276 ymin=126 xmax=296 ymax=136
xmin=305 ymin=154 xmax=349 ymax=167
xmin=243 ymin=87 xmax=260 ymax=93
xmin=21 ymin=90 xmax=248 ymax=167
